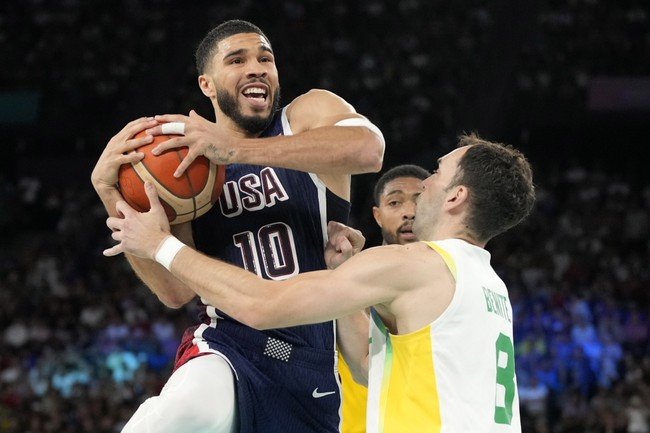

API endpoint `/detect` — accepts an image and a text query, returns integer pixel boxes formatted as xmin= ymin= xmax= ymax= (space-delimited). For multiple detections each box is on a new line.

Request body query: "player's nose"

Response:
xmin=402 ymin=202 xmax=416 ymax=219
xmin=245 ymin=62 xmax=267 ymax=78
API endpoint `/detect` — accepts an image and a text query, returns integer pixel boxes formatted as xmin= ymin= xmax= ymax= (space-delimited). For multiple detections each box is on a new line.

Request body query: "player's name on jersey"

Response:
xmin=481 ymin=286 xmax=512 ymax=323
xmin=219 ymin=167 xmax=289 ymax=218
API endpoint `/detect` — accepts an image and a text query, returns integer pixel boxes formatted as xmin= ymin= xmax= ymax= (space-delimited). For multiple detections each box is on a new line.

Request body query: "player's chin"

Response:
xmin=239 ymin=105 xmax=271 ymax=121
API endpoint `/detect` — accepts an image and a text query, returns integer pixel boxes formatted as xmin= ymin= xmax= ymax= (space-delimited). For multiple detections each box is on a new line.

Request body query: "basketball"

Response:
xmin=118 ymin=131 xmax=225 ymax=225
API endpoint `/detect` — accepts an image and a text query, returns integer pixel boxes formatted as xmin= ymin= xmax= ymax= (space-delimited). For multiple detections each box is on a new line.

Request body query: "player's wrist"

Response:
xmin=93 ymin=181 xmax=118 ymax=195
xmin=226 ymin=136 xmax=250 ymax=164
xmin=154 ymin=235 xmax=186 ymax=270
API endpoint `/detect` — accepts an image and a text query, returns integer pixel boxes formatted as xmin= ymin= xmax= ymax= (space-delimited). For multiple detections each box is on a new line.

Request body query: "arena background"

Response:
xmin=1 ymin=1 xmax=648 ymax=432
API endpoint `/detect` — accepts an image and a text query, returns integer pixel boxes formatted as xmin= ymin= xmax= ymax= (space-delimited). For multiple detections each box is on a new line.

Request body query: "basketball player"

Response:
xmin=91 ymin=20 xmax=383 ymax=433
xmin=339 ymin=164 xmax=430 ymax=433
xmin=372 ymin=164 xmax=430 ymax=246
xmin=105 ymin=134 xmax=535 ymax=432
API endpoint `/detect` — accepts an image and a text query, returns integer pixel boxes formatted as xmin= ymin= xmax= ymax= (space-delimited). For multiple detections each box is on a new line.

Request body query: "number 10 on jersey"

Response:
xmin=233 ymin=222 xmax=299 ymax=280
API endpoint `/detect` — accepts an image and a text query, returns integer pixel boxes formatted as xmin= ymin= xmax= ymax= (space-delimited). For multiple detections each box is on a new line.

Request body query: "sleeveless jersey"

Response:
xmin=191 ymin=106 xmax=350 ymax=349
xmin=366 ymin=239 xmax=521 ymax=433
xmin=339 ymin=353 xmax=368 ymax=433
xmin=173 ymin=107 xmax=351 ymax=433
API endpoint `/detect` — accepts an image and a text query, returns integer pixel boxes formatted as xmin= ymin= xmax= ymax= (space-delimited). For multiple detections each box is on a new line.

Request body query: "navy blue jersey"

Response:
xmin=191 ymin=107 xmax=350 ymax=349
xmin=176 ymin=107 xmax=350 ymax=432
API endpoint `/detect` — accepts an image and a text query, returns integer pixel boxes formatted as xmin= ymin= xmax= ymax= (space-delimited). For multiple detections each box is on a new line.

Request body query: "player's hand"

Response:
xmin=103 ymin=181 xmax=171 ymax=259
xmin=147 ymin=110 xmax=237 ymax=178
xmin=91 ymin=117 xmax=158 ymax=192
xmin=324 ymin=221 xmax=365 ymax=269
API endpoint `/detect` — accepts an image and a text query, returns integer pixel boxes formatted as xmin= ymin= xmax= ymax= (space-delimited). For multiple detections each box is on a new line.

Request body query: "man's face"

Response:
xmin=373 ymin=177 xmax=423 ymax=245
xmin=205 ymin=33 xmax=280 ymax=134
xmin=413 ymin=146 xmax=469 ymax=239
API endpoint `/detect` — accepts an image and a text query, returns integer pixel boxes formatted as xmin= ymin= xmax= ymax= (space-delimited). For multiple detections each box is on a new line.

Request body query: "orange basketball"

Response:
xmin=118 ymin=131 xmax=225 ymax=225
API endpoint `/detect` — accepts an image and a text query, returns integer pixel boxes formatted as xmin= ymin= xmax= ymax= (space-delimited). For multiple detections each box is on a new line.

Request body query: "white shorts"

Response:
xmin=121 ymin=354 xmax=237 ymax=433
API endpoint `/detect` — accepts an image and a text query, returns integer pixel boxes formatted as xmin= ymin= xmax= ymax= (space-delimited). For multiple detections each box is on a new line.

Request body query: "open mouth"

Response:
xmin=241 ymin=84 xmax=269 ymax=107
xmin=399 ymin=225 xmax=416 ymax=240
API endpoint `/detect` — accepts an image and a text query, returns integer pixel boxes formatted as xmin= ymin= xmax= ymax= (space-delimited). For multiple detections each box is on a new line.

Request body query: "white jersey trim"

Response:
xmin=280 ymin=106 xmax=293 ymax=136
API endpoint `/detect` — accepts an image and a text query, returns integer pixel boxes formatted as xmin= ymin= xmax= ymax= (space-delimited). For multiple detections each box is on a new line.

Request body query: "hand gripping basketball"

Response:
xmin=117 ymin=118 xmax=225 ymax=225
xmin=104 ymin=182 xmax=171 ymax=259
xmin=151 ymin=110 xmax=236 ymax=177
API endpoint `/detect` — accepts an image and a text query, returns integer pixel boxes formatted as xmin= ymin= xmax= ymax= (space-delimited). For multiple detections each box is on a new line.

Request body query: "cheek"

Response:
xmin=268 ymin=67 xmax=279 ymax=83
xmin=385 ymin=211 xmax=404 ymax=228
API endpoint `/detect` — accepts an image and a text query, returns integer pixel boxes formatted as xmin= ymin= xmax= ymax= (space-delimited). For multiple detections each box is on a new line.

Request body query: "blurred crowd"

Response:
xmin=3 ymin=0 xmax=648 ymax=159
xmin=2 ymin=0 xmax=649 ymax=432
xmin=495 ymin=167 xmax=650 ymax=432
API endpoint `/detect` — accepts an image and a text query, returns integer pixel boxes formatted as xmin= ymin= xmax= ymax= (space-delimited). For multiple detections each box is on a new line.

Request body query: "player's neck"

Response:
xmin=423 ymin=220 xmax=483 ymax=247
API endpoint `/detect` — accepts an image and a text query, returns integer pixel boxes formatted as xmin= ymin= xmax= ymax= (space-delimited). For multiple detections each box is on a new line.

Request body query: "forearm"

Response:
xmin=337 ymin=311 xmax=370 ymax=385
xmin=168 ymin=246 xmax=268 ymax=324
xmin=167 ymin=246 xmax=348 ymax=329
xmin=229 ymin=126 xmax=383 ymax=174
xmin=96 ymin=185 xmax=194 ymax=308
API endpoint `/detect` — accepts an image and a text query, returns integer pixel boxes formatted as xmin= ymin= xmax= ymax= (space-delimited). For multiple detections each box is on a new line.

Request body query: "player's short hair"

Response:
xmin=373 ymin=164 xmax=430 ymax=205
xmin=195 ymin=20 xmax=270 ymax=74
xmin=449 ymin=133 xmax=536 ymax=243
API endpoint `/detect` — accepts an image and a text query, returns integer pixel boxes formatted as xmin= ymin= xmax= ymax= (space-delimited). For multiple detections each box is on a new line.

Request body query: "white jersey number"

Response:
xmin=494 ymin=333 xmax=515 ymax=425
xmin=233 ymin=222 xmax=299 ymax=280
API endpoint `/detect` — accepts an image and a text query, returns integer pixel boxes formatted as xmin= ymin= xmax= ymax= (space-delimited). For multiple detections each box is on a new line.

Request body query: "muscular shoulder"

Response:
xmin=403 ymin=242 xmax=451 ymax=274
xmin=388 ymin=242 xmax=457 ymax=332
xmin=386 ymin=242 xmax=455 ymax=291
xmin=286 ymin=89 xmax=360 ymax=133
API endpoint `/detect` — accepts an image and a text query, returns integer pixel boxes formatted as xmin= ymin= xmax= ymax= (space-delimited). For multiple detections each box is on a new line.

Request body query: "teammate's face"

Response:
xmin=373 ymin=177 xmax=423 ymax=245
xmin=203 ymin=33 xmax=280 ymax=134
xmin=413 ymin=147 xmax=469 ymax=239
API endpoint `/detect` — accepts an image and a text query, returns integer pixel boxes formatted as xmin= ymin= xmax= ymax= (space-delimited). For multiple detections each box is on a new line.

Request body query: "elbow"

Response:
xmin=155 ymin=287 xmax=195 ymax=309
xmin=355 ymin=129 xmax=384 ymax=173
xmin=157 ymin=293 xmax=192 ymax=309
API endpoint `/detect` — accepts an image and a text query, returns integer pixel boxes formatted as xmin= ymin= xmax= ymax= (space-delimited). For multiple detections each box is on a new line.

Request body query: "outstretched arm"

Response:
xmin=103 ymin=183 xmax=418 ymax=329
xmin=91 ymin=118 xmax=195 ymax=308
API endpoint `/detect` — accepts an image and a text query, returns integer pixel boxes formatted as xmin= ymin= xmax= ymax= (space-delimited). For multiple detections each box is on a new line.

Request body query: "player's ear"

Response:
xmin=198 ymin=75 xmax=215 ymax=98
xmin=445 ymin=185 xmax=469 ymax=214
xmin=372 ymin=206 xmax=383 ymax=228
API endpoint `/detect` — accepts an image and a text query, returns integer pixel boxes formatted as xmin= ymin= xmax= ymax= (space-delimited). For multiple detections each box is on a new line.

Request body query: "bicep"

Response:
xmin=287 ymin=89 xmax=362 ymax=133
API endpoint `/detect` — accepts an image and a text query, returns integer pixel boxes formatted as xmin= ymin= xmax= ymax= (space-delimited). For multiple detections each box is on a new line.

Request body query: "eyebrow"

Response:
xmin=223 ymin=45 xmax=274 ymax=60
xmin=385 ymin=189 xmax=406 ymax=197
xmin=384 ymin=189 xmax=420 ymax=198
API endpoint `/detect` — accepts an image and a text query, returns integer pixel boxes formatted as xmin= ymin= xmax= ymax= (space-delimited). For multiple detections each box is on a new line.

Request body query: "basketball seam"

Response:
xmin=127 ymin=161 xmax=166 ymax=212
xmin=174 ymin=150 xmax=199 ymax=221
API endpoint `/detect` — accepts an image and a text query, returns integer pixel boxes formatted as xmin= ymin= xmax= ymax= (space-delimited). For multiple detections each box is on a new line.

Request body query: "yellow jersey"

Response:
xmin=366 ymin=239 xmax=521 ymax=433
xmin=339 ymin=352 xmax=367 ymax=433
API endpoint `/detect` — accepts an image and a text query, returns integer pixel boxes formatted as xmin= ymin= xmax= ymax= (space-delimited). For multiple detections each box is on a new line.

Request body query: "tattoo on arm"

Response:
xmin=207 ymin=144 xmax=235 ymax=164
